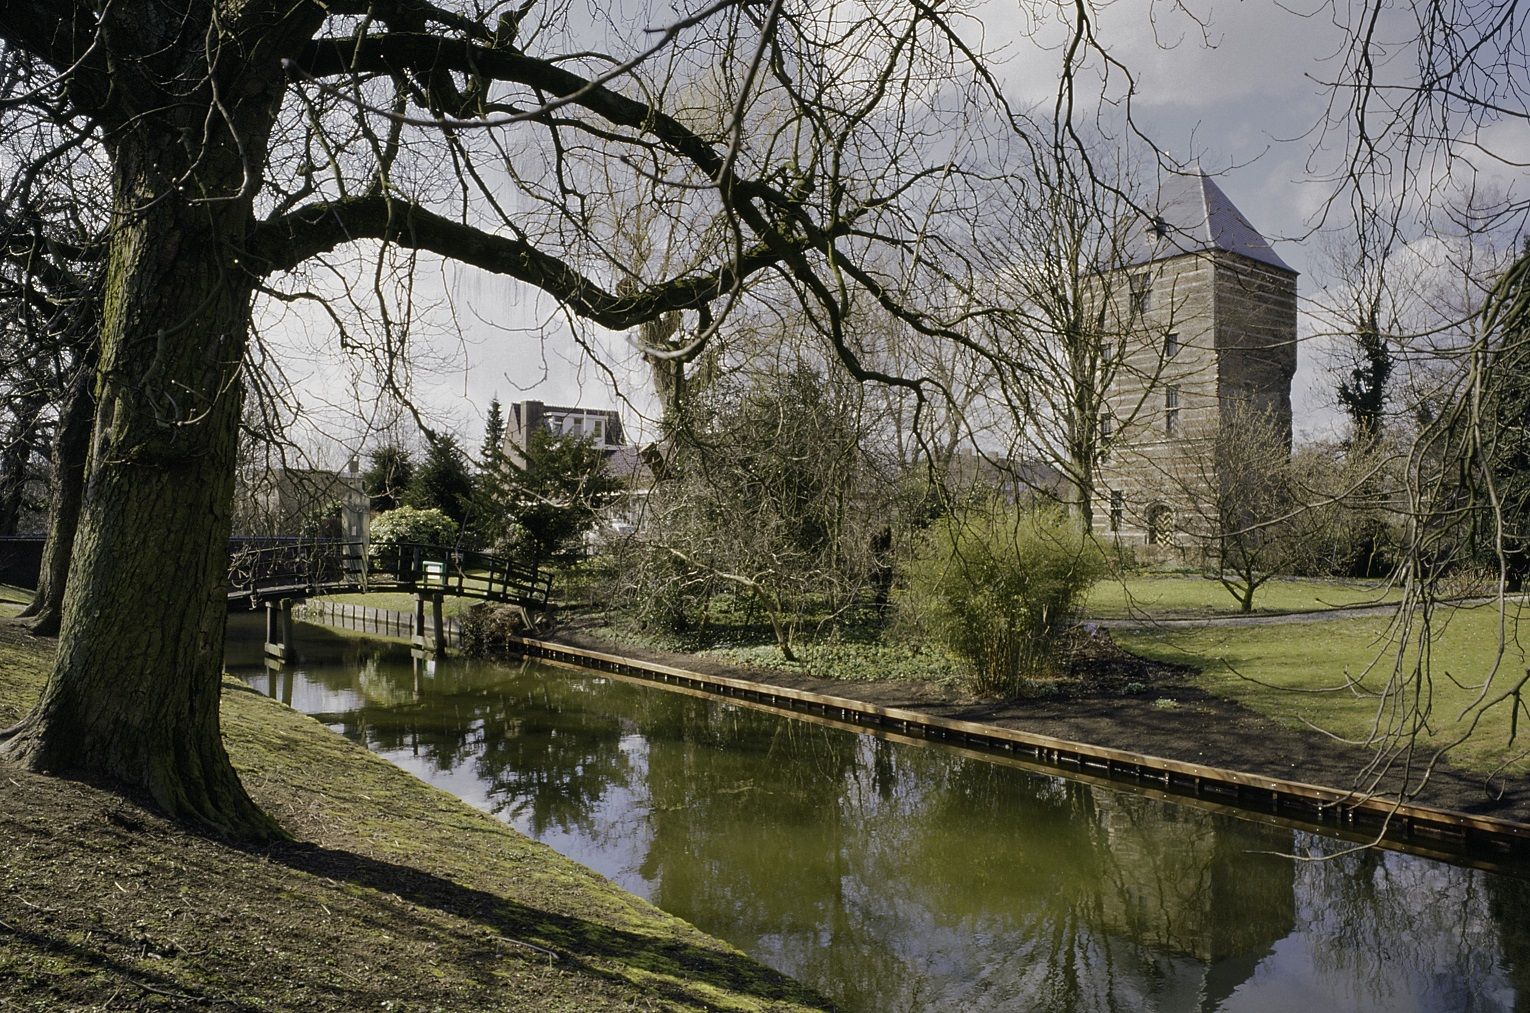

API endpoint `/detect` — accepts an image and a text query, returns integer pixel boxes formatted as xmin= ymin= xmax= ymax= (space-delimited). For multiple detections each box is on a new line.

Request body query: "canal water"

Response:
xmin=228 ymin=617 xmax=1530 ymax=1012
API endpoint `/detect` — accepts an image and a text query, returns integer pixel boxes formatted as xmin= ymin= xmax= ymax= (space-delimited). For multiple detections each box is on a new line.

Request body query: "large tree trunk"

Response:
xmin=0 ymin=8 xmax=297 ymax=836
xmin=19 ymin=346 xmax=97 ymax=635
xmin=1 ymin=150 xmax=272 ymax=836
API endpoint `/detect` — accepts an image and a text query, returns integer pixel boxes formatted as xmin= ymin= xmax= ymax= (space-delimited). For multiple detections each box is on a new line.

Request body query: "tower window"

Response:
xmin=1109 ymin=492 xmax=1123 ymax=533
xmin=1165 ymin=386 xmax=1180 ymax=434
xmin=1130 ymin=273 xmax=1152 ymax=316
xmin=1165 ymin=332 xmax=1180 ymax=359
xmin=592 ymin=419 xmax=604 ymax=442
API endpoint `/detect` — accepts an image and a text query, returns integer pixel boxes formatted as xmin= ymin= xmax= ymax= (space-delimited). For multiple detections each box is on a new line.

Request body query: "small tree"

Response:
xmin=480 ymin=429 xmax=619 ymax=573
xmin=362 ymin=445 xmax=415 ymax=514
xmin=405 ymin=436 xmax=475 ymax=526
xmin=480 ymin=398 xmax=506 ymax=468
xmin=1179 ymin=406 xmax=1310 ymax=612
xmin=901 ymin=503 xmax=1106 ymax=697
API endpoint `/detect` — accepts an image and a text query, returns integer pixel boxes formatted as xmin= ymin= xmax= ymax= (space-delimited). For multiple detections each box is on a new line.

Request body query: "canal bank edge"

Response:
xmin=502 ymin=632 xmax=1530 ymax=869
xmin=0 ymin=623 xmax=831 ymax=1012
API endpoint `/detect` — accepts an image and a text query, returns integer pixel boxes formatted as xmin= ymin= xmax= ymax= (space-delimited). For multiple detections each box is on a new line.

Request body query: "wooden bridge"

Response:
xmin=227 ymin=539 xmax=551 ymax=660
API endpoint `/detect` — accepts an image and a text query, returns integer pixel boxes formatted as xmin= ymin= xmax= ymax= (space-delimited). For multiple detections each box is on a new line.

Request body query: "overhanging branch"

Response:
xmin=251 ymin=193 xmax=805 ymax=330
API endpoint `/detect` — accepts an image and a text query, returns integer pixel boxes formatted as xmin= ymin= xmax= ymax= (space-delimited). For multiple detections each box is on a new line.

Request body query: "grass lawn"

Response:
xmin=314 ymin=590 xmax=478 ymax=618
xmin=1086 ymin=573 xmax=1402 ymax=619
xmin=0 ymin=583 xmax=31 ymax=607
xmin=1115 ymin=600 xmax=1530 ymax=776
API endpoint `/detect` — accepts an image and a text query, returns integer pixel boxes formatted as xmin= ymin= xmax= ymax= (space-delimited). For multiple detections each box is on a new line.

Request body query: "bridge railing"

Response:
xmin=228 ymin=539 xmax=551 ymax=608
xmin=366 ymin=542 xmax=553 ymax=605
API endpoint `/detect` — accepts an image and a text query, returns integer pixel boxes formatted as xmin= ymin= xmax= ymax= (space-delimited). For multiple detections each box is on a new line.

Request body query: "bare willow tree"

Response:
xmin=1313 ymin=0 xmax=1530 ymax=796
xmin=0 ymin=0 xmax=1063 ymax=836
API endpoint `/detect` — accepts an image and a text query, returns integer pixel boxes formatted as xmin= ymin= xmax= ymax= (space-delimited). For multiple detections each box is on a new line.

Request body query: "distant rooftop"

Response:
xmin=1126 ymin=173 xmax=1295 ymax=274
xmin=506 ymin=399 xmax=626 ymax=450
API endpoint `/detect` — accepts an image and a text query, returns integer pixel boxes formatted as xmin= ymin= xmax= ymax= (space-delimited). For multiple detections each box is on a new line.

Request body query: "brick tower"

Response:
xmin=1092 ymin=173 xmax=1298 ymax=548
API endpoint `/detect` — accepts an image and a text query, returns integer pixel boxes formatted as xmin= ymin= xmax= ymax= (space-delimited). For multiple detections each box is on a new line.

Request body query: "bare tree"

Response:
xmin=974 ymin=139 xmax=1176 ymax=527
xmin=0 ymin=67 xmax=107 ymax=632
xmin=631 ymin=356 xmax=889 ymax=660
xmin=1172 ymin=404 xmax=1306 ymax=612
xmin=1296 ymin=0 xmax=1529 ymax=794
xmin=0 ymin=0 xmax=1063 ymax=836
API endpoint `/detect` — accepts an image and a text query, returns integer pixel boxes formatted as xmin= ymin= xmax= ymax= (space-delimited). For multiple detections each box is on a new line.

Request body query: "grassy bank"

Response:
xmin=574 ymin=577 xmax=1524 ymax=782
xmin=0 ymin=623 xmax=827 ymax=1011
xmin=313 ymin=590 xmax=477 ymax=618
xmin=1116 ymin=600 xmax=1530 ymax=776
xmin=580 ymin=574 xmax=1402 ymax=690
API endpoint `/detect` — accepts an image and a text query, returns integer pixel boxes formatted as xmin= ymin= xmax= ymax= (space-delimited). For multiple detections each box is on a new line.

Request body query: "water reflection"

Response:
xmin=228 ymin=616 xmax=1527 ymax=1012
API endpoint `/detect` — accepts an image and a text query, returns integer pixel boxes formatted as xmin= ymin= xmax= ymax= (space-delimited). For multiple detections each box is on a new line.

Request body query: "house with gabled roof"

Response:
xmin=502 ymin=400 xmax=625 ymax=469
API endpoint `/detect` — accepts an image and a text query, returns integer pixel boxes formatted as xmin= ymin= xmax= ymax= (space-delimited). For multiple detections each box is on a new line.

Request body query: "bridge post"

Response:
xmin=264 ymin=598 xmax=294 ymax=662
xmin=410 ymin=591 xmax=447 ymax=657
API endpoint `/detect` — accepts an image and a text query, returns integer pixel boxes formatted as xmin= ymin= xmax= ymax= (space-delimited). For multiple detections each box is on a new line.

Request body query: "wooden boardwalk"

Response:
xmin=504 ymin=635 xmax=1530 ymax=871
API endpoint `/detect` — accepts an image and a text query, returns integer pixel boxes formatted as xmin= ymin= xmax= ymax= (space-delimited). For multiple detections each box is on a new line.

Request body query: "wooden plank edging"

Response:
xmin=503 ymin=634 xmax=1530 ymax=860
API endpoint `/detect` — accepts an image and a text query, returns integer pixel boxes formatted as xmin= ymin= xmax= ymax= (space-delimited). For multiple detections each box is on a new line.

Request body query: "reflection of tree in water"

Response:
xmin=288 ymin=642 xmax=635 ymax=837
xmin=890 ymin=760 xmax=1297 ymax=1012
xmin=1485 ymin=873 xmax=1530 ymax=1011
xmin=471 ymin=672 xmax=632 ymax=838
xmin=1297 ymin=838 xmax=1521 ymax=1010
xmin=633 ymin=700 xmax=926 ymax=1010
xmin=625 ymin=702 xmax=1303 ymax=1013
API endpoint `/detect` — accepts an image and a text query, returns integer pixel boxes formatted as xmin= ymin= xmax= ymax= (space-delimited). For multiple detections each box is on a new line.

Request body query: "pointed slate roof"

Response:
xmin=1126 ymin=173 xmax=1295 ymax=274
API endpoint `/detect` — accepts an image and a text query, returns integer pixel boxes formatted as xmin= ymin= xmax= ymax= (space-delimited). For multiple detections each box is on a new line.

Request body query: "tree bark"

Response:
xmin=0 ymin=3 xmax=307 ymax=838
xmin=19 ymin=346 xmax=96 ymax=635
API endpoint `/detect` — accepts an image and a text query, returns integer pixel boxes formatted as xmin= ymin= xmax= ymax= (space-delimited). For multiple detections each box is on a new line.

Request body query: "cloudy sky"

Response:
xmin=270 ymin=1 xmax=1520 ymax=463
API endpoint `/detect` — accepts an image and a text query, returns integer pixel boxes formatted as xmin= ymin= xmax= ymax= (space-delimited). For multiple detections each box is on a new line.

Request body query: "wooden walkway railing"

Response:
xmin=226 ymin=539 xmax=551 ymax=610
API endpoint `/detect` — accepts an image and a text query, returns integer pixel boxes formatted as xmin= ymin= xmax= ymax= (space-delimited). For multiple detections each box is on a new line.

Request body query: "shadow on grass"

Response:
xmin=263 ymin=839 xmax=833 ymax=1011
xmin=1 ymin=919 xmax=269 ymax=1012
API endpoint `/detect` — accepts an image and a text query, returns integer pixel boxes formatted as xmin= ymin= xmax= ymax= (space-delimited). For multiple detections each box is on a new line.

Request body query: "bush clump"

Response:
xmin=900 ymin=503 xmax=1106 ymax=697
xmin=369 ymin=506 xmax=460 ymax=550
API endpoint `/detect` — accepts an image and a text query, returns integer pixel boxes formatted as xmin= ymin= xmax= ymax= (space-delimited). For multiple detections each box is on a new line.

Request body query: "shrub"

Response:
xmin=458 ymin=603 xmax=527 ymax=656
xmin=620 ymin=543 xmax=718 ymax=637
xmin=900 ymin=503 xmax=1106 ymax=697
xmin=369 ymin=506 xmax=459 ymax=550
